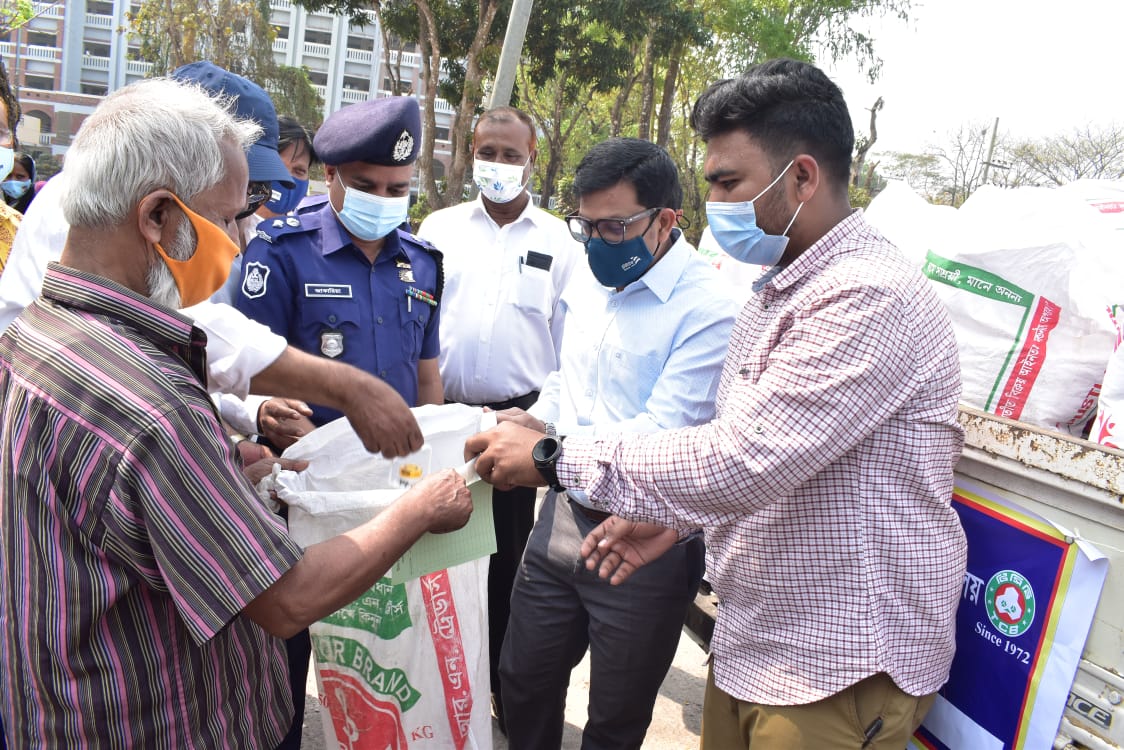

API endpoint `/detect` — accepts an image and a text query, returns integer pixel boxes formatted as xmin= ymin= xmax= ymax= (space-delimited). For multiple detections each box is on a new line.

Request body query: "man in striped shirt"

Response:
xmin=0 ymin=78 xmax=472 ymax=748
xmin=467 ymin=58 xmax=967 ymax=749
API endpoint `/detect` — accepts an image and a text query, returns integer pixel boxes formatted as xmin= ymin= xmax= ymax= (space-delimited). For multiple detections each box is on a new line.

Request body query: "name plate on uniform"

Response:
xmin=304 ymin=284 xmax=353 ymax=298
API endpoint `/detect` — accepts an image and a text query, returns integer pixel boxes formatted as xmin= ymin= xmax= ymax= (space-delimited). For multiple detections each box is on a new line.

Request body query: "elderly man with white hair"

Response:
xmin=0 ymin=78 xmax=473 ymax=748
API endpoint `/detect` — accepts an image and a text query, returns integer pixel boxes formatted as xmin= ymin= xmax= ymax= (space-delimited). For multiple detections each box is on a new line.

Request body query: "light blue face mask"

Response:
xmin=333 ymin=183 xmax=410 ymax=241
xmin=705 ymin=159 xmax=803 ymax=266
xmin=1 ymin=179 xmax=31 ymax=199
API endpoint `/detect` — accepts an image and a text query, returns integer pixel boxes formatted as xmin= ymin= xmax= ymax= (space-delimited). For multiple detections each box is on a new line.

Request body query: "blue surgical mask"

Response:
xmin=705 ymin=160 xmax=802 ymax=266
xmin=264 ymin=177 xmax=308 ymax=215
xmin=586 ymin=234 xmax=654 ymax=288
xmin=333 ymin=184 xmax=409 ymax=241
xmin=1 ymin=179 xmax=30 ymax=199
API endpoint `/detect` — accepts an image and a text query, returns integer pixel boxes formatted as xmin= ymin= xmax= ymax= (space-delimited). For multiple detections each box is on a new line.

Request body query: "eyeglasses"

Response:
xmin=566 ymin=207 xmax=662 ymax=245
xmin=236 ymin=181 xmax=273 ymax=220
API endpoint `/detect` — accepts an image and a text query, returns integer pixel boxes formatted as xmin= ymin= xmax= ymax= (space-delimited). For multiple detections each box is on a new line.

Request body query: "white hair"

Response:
xmin=61 ymin=77 xmax=262 ymax=228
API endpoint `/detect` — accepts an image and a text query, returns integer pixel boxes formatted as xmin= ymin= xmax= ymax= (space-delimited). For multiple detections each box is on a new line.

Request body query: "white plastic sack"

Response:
xmin=866 ymin=181 xmax=1124 ymax=435
xmin=276 ymin=403 xmax=495 ymax=750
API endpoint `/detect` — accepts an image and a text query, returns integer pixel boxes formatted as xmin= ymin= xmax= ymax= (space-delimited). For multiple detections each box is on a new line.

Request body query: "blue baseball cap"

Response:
xmin=171 ymin=61 xmax=294 ymax=188
xmin=313 ymin=96 xmax=420 ymax=167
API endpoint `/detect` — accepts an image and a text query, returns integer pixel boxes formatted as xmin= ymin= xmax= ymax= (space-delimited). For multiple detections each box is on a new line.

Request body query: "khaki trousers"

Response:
xmin=700 ymin=666 xmax=936 ymax=750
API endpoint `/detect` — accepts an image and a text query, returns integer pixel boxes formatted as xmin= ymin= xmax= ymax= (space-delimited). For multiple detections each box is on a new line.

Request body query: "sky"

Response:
xmin=822 ymin=0 xmax=1124 ymax=155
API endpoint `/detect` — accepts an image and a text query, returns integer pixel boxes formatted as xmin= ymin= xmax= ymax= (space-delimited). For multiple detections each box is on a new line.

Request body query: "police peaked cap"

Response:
xmin=314 ymin=96 xmax=421 ymax=167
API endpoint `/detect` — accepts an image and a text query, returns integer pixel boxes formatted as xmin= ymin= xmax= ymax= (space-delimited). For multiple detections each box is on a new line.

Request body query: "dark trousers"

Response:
xmin=500 ymin=491 xmax=705 ymax=750
xmin=452 ymin=392 xmax=539 ymax=712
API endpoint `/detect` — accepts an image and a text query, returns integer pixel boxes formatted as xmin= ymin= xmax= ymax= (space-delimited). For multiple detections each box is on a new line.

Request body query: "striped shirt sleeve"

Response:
xmin=102 ymin=398 xmax=302 ymax=646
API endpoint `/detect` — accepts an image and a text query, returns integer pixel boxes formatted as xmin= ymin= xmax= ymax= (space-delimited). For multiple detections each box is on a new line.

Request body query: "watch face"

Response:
xmin=533 ymin=436 xmax=562 ymax=463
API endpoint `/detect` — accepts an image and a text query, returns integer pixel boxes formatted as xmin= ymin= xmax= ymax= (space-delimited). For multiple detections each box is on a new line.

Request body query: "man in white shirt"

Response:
xmin=416 ymin=106 xmax=580 ymax=725
xmin=493 ymin=138 xmax=737 ymax=749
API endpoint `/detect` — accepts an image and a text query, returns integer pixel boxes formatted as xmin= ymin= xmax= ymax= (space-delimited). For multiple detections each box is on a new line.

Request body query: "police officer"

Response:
xmin=236 ymin=96 xmax=444 ymax=437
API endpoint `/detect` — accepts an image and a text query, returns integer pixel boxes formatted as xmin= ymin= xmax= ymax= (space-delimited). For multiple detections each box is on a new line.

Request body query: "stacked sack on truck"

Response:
xmin=865 ymin=180 xmax=1124 ymax=439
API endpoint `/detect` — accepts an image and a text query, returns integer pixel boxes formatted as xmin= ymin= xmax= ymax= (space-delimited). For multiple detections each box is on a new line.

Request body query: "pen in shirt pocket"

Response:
xmin=518 ymin=256 xmax=524 ymax=274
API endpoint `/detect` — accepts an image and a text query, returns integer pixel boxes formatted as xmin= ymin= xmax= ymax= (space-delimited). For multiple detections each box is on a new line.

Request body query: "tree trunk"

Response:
xmin=636 ymin=30 xmax=655 ymax=141
xmin=442 ymin=0 xmax=500 ymax=209
xmin=537 ymin=78 xmax=568 ymax=208
xmin=655 ymin=50 xmax=681 ymax=148
xmin=415 ymin=1 xmax=442 ymax=204
xmin=850 ymin=96 xmax=882 ymax=187
xmin=609 ymin=70 xmax=638 ymax=138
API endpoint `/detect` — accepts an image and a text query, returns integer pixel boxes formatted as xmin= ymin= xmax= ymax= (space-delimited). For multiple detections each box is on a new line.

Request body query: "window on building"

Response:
xmin=386 ymin=35 xmax=417 ymax=53
xmin=381 ymin=78 xmax=412 ymax=95
xmin=26 ymin=31 xmax=56 ymax=47
xmin=342 ymin=75 xmax=370 ymax=92
xmin=84 ymin=42 xmax=111 ymax=57
xmin=274 ymin=24 xmax=288 ymax=39
xmin=304 ymin=30 xmax=331 ymax=46
xmin=435 ymin=127 xmax=450 ymax=142
xmin=307 ymin=71 xmax=328 ymax=86
xmin=80 ymin=82 xmax=109 ymax=96
xmin=87 ymin=1 xmax=115 ymax=15
xmin=346 ymin=35 xmax=374 ymax=52
xmin=25 ymin=75 xmax=56 ymax=91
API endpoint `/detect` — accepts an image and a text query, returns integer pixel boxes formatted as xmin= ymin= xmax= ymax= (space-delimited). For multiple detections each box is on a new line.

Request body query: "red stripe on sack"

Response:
xmin=994 ymin=297 xmax=1060 ymax=420
xmin=420 ymin=570 xmax=473 ymax=749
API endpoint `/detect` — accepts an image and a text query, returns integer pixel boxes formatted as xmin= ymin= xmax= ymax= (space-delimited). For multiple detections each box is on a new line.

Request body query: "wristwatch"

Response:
xmin=532 ymin=435 xmax=565 ymax=492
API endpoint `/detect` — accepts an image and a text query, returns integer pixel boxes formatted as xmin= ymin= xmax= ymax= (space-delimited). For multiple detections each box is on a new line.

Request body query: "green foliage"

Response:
xmin=848 ymin=184 xmax=872 ymax=208
xmin=128 ymin=0 xmax=277 ymax=78
xmin=0 ymin=0 xmax=34 ymax=34
xmin=408 ymin=192 xmax=433 ymax=232
xmin=261 ymin=65 xmax=324 ymax=128
xmin=712 ymin=0 xmax=911 ymax=81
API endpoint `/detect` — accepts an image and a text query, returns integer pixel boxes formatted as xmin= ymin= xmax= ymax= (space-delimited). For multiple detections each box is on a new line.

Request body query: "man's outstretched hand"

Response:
xmin=579 ymin=516 xmax=680 ymax=585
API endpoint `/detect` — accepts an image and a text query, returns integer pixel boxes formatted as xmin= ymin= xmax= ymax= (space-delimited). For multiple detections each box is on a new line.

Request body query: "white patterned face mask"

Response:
xmin=473 ymin=158 xmax=529 ymax=204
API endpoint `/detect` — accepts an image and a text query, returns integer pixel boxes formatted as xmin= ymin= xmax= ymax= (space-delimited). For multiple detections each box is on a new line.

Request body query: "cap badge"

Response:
xmin=392 ymin=129 xmax=414 ymax=162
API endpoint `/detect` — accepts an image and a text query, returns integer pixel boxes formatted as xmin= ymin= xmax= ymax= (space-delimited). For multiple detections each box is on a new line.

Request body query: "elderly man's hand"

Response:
xmin=258 ymin=398 xmax=316 ymax=449
xmin=402 ymin=468 xmax=473 ymax=534
xmin=579 ymin=516 xmax=679 ymax=586
xmin=463 ymin=422 xmax=548 ymax=491
xmin=241 ymin=457 xmax=309 ymax=488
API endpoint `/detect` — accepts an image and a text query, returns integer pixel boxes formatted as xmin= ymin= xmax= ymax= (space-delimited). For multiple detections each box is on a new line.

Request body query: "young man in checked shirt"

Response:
xmin=467 ymin=57 xmax=968 ymax=750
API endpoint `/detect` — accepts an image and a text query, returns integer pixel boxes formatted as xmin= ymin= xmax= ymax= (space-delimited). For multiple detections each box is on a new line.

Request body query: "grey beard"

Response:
xmin=146 ymin=217 xmax=195 ymax=309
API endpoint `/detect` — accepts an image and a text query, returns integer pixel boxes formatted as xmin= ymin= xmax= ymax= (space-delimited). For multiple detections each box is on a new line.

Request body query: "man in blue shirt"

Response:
xmin=236 ymin=96 xmax=443 ymax=436
xmin=495 ymin=138 xmax=738 ymax=749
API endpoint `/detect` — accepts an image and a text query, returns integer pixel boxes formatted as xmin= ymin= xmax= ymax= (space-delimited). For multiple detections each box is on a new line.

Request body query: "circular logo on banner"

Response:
xmin=984 ymin=569 xmax=1036 ymax=637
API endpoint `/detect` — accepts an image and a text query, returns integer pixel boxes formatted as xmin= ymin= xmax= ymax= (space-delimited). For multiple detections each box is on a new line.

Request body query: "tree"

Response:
xmin=928 ymin=123 xmax=992 ymax=206
xmin=129 ymin=1 xmax=323 ymax=128
xmin=1006 ymin=124 xmax=1124 ymax=186
xmin=851 ymin=96 xmax=882 ymax=187
xmin=2 ymin=0 xmax=63 ymax=144
xmin=876 ymin=151 xmax=944 ymax=199
xmin=129 ymin=0 xmax=277 ymax=79
xmin=713 ymin=0 xmax=912 ymax=80
xmin=296 ymin=0 xmax=506 ymax=209
xmin=264 ymin=65 xmax=325 ymax=128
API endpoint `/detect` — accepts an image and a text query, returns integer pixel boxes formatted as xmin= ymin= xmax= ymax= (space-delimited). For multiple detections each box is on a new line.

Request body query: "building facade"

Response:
xmin=2 ymin=0 xmax=455 ymax=174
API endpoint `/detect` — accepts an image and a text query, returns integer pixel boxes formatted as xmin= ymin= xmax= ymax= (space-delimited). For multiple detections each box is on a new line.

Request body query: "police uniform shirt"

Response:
xmin=417 ymin=196 xmax=581 ymax=405
xmin=235 ymin=196 xmax=441 ymax=425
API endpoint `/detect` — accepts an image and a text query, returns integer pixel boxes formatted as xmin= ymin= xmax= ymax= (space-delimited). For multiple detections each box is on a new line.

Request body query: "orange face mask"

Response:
xmin=153 ymin=193 xmax=240 ymax=307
